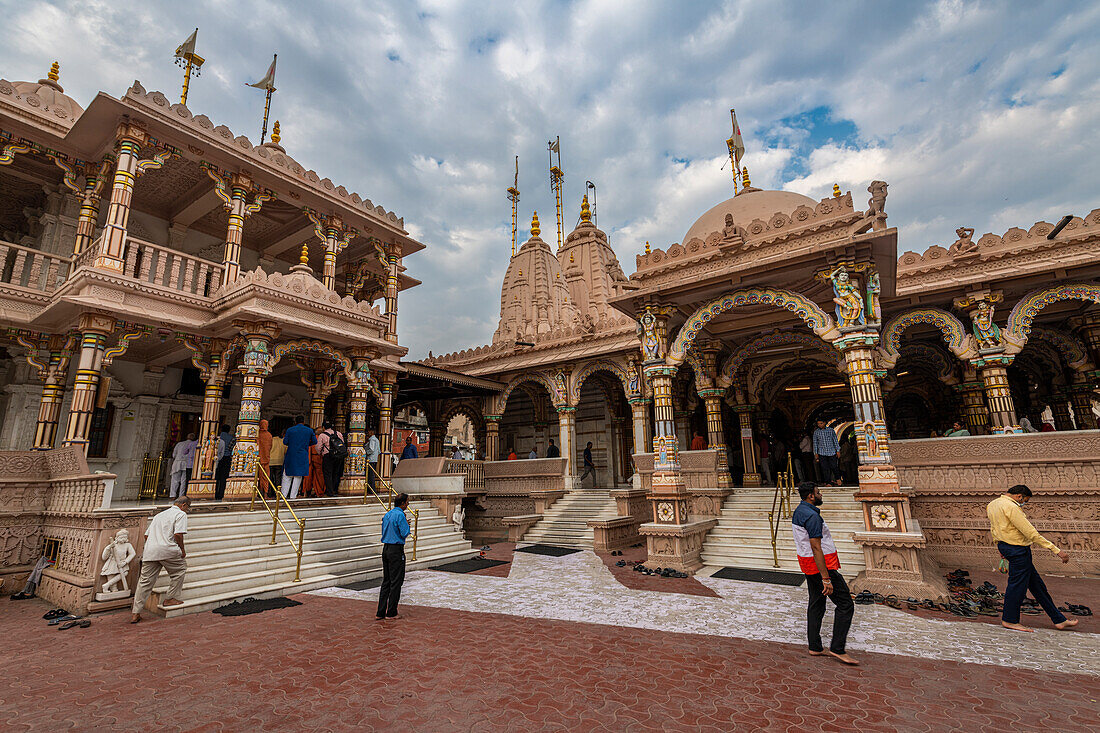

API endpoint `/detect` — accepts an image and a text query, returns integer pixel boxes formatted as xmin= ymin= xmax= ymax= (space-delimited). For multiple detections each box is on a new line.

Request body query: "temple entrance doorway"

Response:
xmin=499 ymin=382 xmax=553 ymax=460
xmin=574 ymin=374 xmax=631 ymax=489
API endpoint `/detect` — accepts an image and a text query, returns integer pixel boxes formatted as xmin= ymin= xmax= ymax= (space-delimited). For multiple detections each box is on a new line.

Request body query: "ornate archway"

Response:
xmin=569 ymin=358 xmax=638 ymax=406
xmin=877 ymin=308 xmax=975 ymax=369
xmin=718 ymin=330 xmax=841 ymax=389
xmin=668 ymin=287 xmax=839 ymax=364
xmin=1004 ymin=283 xmax=1100 ymax=349
xmin=496 ymin=371 xmax=565 ymax=415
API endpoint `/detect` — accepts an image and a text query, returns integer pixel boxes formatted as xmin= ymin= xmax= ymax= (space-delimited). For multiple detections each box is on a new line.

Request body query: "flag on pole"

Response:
xmin=548 ymin=137 xmax=560 ymax=154
xmin=175 ymin=29 xmax=198 ymax=59
xmin=727 ymin=109 xmax=745 ymax=167
xmin=249 ymin=54 xmax=277 ymax=91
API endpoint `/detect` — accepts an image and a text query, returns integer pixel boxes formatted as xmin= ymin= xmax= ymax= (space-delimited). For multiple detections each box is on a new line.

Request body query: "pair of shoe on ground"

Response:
xmin=43 ymin=611 xmax=90 ymax=629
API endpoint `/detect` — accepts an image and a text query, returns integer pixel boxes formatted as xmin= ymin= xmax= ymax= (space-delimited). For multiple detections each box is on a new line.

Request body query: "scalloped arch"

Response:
xmin=1028 ymin=326 xmax=1093 ymax=372
xmin=1005 ymin=283 xmax=1100 ymax=342
xmin=669 ymin=287 xmax=838 ymax=364
xmin=718 ymin=331 xmax=839 ymax=388
xmin=570 ymin=360 xmax=634 ymax=406
xmin=880 ymin=308 xmax=968 ymax=358
xmin=268 ymin=339 xmax=371 ymax=390
xmin=497 ymin=372 xmax=561 ymax=414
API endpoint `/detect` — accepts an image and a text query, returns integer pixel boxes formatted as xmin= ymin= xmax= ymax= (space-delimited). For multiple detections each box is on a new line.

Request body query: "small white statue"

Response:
xmin=452 ymin=504 xmax=466 ymax=527
xmin=100 ymin=529 xmax=137 ymax=594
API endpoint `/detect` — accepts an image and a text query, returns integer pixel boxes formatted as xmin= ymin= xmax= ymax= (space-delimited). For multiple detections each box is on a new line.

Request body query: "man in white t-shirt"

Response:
xmin=131 ymin=496 xmax=191 ymax=624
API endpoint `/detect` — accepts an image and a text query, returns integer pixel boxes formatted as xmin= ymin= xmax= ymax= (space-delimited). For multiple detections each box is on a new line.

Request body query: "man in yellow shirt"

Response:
xmin=987 ymin=484 xmax=1077 ymax=632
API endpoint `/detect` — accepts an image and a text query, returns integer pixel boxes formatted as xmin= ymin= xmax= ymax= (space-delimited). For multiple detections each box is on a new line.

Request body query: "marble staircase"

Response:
xmin=152 ymin=500 xmax=475 ymax=617
xmin=520 ymin=489 xmax=620 ymax=548
xmin=699 ymin=486 xmax=866 ymax=575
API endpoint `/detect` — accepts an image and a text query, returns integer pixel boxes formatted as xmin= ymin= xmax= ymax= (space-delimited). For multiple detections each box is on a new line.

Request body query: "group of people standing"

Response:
xmin=257 ymin=416 xmax=357 ymax=499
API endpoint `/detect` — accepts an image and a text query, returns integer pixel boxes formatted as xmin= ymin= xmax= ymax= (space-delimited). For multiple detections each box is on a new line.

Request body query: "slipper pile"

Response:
xmin=41 ymin=608 xmax=91 ymax=630
xmin=631 ymin=563 xmax=688 ymax=579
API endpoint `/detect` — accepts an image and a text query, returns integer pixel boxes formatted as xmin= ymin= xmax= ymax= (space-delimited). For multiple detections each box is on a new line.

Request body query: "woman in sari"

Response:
xmin=257 ymin=419 xmax=273 ymax=497
xmin=306 ymin=426 xmax=326 ymax=498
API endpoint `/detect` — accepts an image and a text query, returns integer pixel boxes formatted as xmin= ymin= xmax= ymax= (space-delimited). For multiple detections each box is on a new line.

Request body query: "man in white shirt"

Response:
xmin=131 ymin=496 xmax=191 ymax=624
xmin=169 ymin=433 xmax=198 ymax=498
xmin=365 ymin=428 xmax=381 ymax=491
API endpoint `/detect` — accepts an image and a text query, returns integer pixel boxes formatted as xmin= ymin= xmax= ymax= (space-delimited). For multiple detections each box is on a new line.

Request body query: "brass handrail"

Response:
xmin=767 ymin=454 xmax=795 ymax=569
xmin=364 ymin=460 xmax=419 ymax=561
xmin=249 ymin=463 xmax=305 ymax=582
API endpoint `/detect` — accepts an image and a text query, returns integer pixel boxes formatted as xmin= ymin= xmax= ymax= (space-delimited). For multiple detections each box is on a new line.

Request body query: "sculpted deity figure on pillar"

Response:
xmin=638 ymin=309 xmax=661 ymax=361
xmin=829 ymin=266 xmax=865 ymax=328
xmin=972 ymin=300 xmax=1002 ymax=350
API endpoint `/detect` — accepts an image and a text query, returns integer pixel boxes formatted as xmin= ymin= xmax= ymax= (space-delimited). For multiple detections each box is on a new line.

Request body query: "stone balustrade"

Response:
xmin=892 ymin=432 xmax=1100 ymax=574
xmin=632 ymin=450 xmax=724 ymax=491
xmin=445 ymin=459 xmax=485 ymax=491
xmin=0 ymin=240 xmax=70 ymax=294
xmin=484 ymin=458 xmax=567 ymax=494
xmin=122 ymin=235 xmax=224 ymax=297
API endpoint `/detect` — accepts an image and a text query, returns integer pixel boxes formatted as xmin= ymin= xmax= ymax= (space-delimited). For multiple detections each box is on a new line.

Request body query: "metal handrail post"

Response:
xmin=295 ymin=518 xmax=305 ymax=582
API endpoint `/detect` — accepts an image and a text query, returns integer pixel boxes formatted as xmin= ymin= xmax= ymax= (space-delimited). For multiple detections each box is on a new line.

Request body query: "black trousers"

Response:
xmin=214 ymin=457 xmax=231 ymax=499
xmin=817 ymin=455 xmax=839 ymax=484
xmin=998 ymin=541 xmax=1066 ymax=624
xmin=805 ymin=569 xmax=854 ymax=654
xmin=377 ymin=543 xmax=406 ymax=618
xmin=322 ymin=455 xmax=344 ymax=496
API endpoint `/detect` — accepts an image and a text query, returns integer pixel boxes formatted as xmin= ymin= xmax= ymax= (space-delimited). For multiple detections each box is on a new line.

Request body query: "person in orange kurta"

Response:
xmin=306 ymin=427 xmax=326 ymax=498
xmin=690 ymin=431 xmax=708 ymax=451
xmin=257 ymin=419 xmax=274 ymax=497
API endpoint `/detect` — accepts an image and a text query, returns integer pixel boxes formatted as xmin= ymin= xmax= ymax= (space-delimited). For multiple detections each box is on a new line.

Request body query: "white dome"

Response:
xmin=683 ymin=188 xmax=817 ymax=244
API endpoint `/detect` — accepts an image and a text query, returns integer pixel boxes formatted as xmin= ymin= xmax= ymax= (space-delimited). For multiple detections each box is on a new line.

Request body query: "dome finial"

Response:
xmin=299 ymin=240 xmax=309 ymax=266
xmin=271 ymin=120 xmax=281 ymax=144
xmin=832 ymin=183 xmax=841 ymax=198
xmin=531 ymin=211 xmax=541 ymax=237
xmin=645 ymin=240 xmax=651 ymax=255
xmin=47 ymin=62 xmax=59 ymax=82
xmin=741 ymin=166 xmax=751 ymax=188
xmin=580 ymin=194 xmax=591 ymax=223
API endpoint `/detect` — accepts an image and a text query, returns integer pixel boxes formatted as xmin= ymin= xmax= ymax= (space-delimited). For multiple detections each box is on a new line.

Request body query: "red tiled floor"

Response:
xmin=2 ymin=594 xmax=1097 ymax=732
xmin=596 ymin=545 xmax=720 ymax=597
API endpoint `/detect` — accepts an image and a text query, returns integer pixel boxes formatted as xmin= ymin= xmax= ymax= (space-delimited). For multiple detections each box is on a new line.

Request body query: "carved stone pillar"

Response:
xmin=673 ymin=409 xmax=691 ymax=451
xmin=428 ymin=420 xmax=446 ymax=457
xmin=1070 ymin=379 xmax=1097 ymax=430
xmin=732 ymin=400 xmax=761 ymax=487
xmin=95 ymin=125 xmax=144 ymax=272
xmin=377 ymin=372 xmax=397 ymax=480
xmin=341 ymin=353 xmax=375 ymax=496
xmin=484 ymin=415 xmax=501 ymax=461
xmin=72 ymin=158 xmax=111 ymax=256
xmin=61 ymin=314 xmax=115 ymax=453
xmin=334 ymin=390 xmax=348 ymax=434
xmin=977 ymin=360 xmax=1020 ymax=433
xmin=699 ymin=388 xmax=730 ymax=488
xmin=225 ymin=322 xmax=279 ymax=499
xmin=23 ymin=334 xmax=76 ymax=450
xmin=202 ymin=168 xmax=272 ymax=287
xmin=189 ymin=340 xmax=232 ymax=499
xmin=956 ymin=376 xmax=990 ymax=435
xmin=833 ymin=329 xmax=945 ymax=601
xmin=628 ymin=398 xmax=651 ymax=459
xmin=385 ymin=247 xmax=400 ymax=343
xmin=558 ymin=407 xmax=578 ymax=487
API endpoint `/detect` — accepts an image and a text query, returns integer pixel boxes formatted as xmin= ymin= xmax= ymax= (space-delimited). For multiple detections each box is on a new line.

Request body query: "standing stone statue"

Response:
xmin=972 ymin=300 xmax=1002 ymax=349
xmin=98 ymin=529 xmax=137 ymax=598
xmin=830 ymin=266 xmax=865 ymax=328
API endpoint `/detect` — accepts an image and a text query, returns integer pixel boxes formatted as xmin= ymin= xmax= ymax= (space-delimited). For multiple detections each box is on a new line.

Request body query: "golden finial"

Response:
xmin=531 ymin=211 xmax=540 ymax=237
xmin=741 ymin=166 xmax=750 ymax=188
xmin=832 ymin=183 xmax=841 ymax=198
xmin=47 ymin=62 xmax=59 ymax=82
xmin=569 ymin=251 xmax=575 ymax=263
xmin=271 ymin=120 xmax=281 ymax=144
xmin=644 ymin=240 xmax=651 ymax=255
xmin=580 ymin=194 xmax=591 ymax=223
xmin=299 ymin=240 xmax=309 ymax=266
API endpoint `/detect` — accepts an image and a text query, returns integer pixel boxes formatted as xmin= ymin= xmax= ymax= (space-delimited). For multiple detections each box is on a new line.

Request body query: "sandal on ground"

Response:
xmin=854 ymin=591 xmax=875 ymax=605
xmin=1068 ymin=604 xmax=1092 ymax=616
xmin=9 ymin=592 xmax=33 ymax=600
xmin=905 ymin=597 xmax=920 ymax=610
xmin=59 ymin=618 xmax=90 ymax=630
xmin=872 ymin=593 xmax=885 ymax=605
xmin=43 ymin=608 xmax=68 ymax=620
xmin=884 ymin=595 xmax=902 ymax=609
xmin=47 ymin=614 xmax=79 ymax=626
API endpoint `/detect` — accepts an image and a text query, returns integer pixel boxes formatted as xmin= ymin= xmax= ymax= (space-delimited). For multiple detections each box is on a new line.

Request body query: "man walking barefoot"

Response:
xmin=377 ymin=493 xmax=411 ymax=620
xmin=987 ymin=484 xmax=1078 ymax=632
xmin=792 ymin=482 xmax=858 ymax=665
xmin=131 ymin=496 xmax=191 ymax=624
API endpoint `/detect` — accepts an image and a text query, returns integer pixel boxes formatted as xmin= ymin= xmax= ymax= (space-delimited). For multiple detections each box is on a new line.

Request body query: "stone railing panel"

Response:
xmin=484 ymin=458 xmax=566 ymax=494
xmin=632 ymin=450 xmax=722 ymax=491
xmin=0 ymin=240 xmax=70 ymax=294
xmin=123 ymin=235 xmax=224 ymax=297
xmin=445 ymin=459 xmax=485 ymax=490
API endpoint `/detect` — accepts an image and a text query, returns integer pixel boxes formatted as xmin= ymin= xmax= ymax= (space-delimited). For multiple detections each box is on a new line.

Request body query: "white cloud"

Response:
xmin=1 ymin=0 xmax=1097 ymax=359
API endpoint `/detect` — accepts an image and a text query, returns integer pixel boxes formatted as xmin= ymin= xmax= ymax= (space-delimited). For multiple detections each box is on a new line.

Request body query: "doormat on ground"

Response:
xmin=514 ymin=544 xmax=582 ymax=557
xmin=212 ymin=596 xmax=303 ymax=616
xmin=430 ymin=557 xmax=509 ymax=574
xmin=337 ymin=578 xmax=383 ymax=591
xmin=710 ymin=567 xmax=806 ymax=586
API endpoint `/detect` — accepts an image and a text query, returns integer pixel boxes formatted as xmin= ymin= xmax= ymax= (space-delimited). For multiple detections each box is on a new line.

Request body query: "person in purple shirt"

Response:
xmin=377 ymin=493 xmax=411 ymax=620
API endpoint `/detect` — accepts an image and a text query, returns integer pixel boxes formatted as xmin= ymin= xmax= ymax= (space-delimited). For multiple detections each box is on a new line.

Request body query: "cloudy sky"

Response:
xmin=2 ymin=1 xmax=1097 ymax=358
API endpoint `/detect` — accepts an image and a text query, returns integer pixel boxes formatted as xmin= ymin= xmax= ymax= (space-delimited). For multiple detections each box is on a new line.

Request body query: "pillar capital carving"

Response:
xmin=77 ymin=312 xmax=116 ymax=335
xmin=232 ymin=319 xmax=280 ymax=341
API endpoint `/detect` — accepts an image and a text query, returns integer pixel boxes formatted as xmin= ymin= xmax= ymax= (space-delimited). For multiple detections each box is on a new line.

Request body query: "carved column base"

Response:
xmin=639 ymin=519 xmax=717 ymax=572
xmin=186 ymin=479 xmax=216 ymax=500
xmin=223 ymin=477 xmax=256 ymax=501
xmin=742 ymin=473 xmax=762 ymax=487
xmin=338 ymin=477 xmax=363 ymax=498
xmin=848 ymin=531 xmax=948 ymax=601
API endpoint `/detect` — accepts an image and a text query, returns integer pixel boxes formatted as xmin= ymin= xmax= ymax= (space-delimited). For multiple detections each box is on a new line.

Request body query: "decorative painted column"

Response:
xmin=49 ymin=155 xmax=112 ymax=256
xmin=61 ymin=314 xmax=115 ymax=453
xmin=628 ymin=397 xmax=651 ymax=458
xmin=16 ymin=333 xmax=76 ymax=450
xmin=732 ymin=395 xmax=761 ymax=487
xmin=428 ymin=420 xmax=446 ymax=457
xmin=203 ymin=167 xmax=273 ymax=287
xmin=1051 ymin=390 xmax=1074 ymax=431
xmin=956 ymin=374 xmax=990 ymax=435
xmin=699 ymin=388 xmax=731 ymax=488
xmin=1070 ymin=379 xmax=1098 ymax=429
xmin=334 ymin=390 xmax=348 ymax=434
xmin=341 ymin=351 xmax=375 ymax=496
xmin=557 ymin=407 xmax=577 ymax=487
xmin=189 ymin=371 xmax=228 ymax=499
xmin=384 ymin=247 xmax=400 ymax=343
xmin=484 ymin=415 xmax=501 ymax=461
xmin=377 ymin=371 xmax=397 ymax=480
xmin=304 ymin=210 xmax=354 ymax=291
xmin=224 ymin=322 xmax=279 ymax=500
xmin=833 ymin=325 xmax=945 ymax=601
xmin=977 ymin=360 xmax=1019 ymax=433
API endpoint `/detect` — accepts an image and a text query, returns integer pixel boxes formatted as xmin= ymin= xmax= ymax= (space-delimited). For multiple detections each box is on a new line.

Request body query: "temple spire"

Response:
xmin=580 ymin=194 xmax=591 ymax=223
xmin=531 ymin=211 xmax=541 ymax=237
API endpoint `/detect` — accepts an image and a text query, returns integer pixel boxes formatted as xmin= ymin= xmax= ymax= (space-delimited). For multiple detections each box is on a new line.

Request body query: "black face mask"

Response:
xmin=813 ymin=494 xmax=823 ymax=507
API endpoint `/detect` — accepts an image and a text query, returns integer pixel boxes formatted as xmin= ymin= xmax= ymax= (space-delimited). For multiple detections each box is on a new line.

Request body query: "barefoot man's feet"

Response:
xmin=1002 ymin=621 xmax=1034 ymax=632
xmin=1054 ymin=618 xmax=1079 ymax=630
xmin=827 ymin=650 xmax=860 ymax=665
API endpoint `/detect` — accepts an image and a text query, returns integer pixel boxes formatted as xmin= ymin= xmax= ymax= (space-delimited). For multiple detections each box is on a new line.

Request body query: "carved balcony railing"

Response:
xmin=0 ymin=240 xmax=71 ymax=294
xmin=122 ymin=235 xmax=224 ymax=297
xmin=445 ymin=459 xmax=485 ymax=491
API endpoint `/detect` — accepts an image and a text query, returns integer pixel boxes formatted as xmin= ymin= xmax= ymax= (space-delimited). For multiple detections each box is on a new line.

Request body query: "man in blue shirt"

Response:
xmin=377 ymin=493 xmax=411 ymax=620
xmin=281 ymin=415 xmax=317 ymax=499
xmin=579 ymin=441 xmax=596 ymax=485
xmin=400 ymin=435 xmax=419 ymax=460
xmin=812 ymin=419 xmax=842 ymax=486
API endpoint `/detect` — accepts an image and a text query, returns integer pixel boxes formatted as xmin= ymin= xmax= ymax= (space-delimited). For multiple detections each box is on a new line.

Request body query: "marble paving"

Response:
xmin=313 ymin=546 xmax=1100 ymax=676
